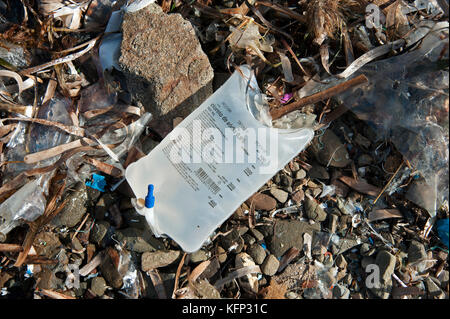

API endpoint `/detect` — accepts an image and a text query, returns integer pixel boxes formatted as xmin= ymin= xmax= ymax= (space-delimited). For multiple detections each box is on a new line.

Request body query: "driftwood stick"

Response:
xmin=269 ymin=74 xmax=368 ymax=120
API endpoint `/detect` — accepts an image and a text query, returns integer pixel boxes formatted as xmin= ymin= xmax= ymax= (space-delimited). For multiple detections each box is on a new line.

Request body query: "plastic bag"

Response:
xmin=126 ymin=65 xmax=314 ymax=252
xmin=0 ymin=172 xmax=52 ymax=241
xmin=299 ymin=21 xmax=449 ymax=217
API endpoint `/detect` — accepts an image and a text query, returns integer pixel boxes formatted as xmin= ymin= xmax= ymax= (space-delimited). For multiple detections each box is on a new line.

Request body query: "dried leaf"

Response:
xmin=339 ymin=175 xmax=382 ymax=197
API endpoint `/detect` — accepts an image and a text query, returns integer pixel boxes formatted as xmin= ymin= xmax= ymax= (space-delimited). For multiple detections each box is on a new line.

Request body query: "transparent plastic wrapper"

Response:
xmin=126 ymin=65 xmax=314 ymax=252
xmin=4 ymin=95 xmax=73 ymax=179
xmin=0 ymin=172 xmax=52 ymax=241
xmin=300 ymin=21 xmax=449 ymax=217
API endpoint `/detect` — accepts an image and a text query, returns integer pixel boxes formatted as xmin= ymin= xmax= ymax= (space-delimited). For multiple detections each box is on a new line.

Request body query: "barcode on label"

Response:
xmin=227 ymin=182 xmax=236 ymax=191
xmin=244 ymin=167 xmax=252 ymax=176
xmin=208 ymin=200 xmax=217 ymax=208
xmin=195 ymin=168 xmax=221 ymax=195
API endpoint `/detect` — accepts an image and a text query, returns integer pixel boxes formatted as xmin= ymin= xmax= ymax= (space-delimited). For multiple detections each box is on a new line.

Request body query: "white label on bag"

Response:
xmin=126 ymin=66 xmax=314 ymax=252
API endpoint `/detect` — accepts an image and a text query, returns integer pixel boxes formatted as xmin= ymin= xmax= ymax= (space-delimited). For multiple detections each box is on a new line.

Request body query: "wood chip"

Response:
xmin=0 ymin=243 xmax=23 ymax=252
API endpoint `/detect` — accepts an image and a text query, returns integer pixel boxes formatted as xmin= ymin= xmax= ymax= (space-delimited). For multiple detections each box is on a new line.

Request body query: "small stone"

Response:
xmin=333 ymin=284 xmax=350 ymax=299
xmin=361 ymin=256 xmax=375 ymax=269
xmin=89 ymin=221 xmax=110 ymax=246
xmin=246 ymin=193 xmax=277 ymax=211
xmin=220 ymin=229 xmax=244 ymax=253
xmin=100 ymin=248 xmax=123 ymax=289
xmin=407 ymin=240 xmax=427 ymax=265
xmin=141 ymin=250 xmax=181 ymax=271
xmin=270 ymin=188 xmax=288 ymax=203
xmin=425 ymin=277 xmax=445 ymax=299
xmin=291 ymin=189 xmax=305 ymax=205
xmin=331 ymin=180 xmax=349 ymax=197
xmin=360 ymin=243 xmax=375 ymax=256
xmin=304 ymin=197 xmax=327 ymax=222
xmin=71 ymin=237 xmax=83 ymax=252
xmin=308 ymin=130 xmax=351 ymax=168
xmin=308 ymin=165 xmax=329 ymax=180
xmin=268 ymin=220 xmax=320 ymax=257
xmin=90 ymin=277 xmax=107 ymax=297
xmin=249 ymin=228 xmax=264 ymax=242
xmin=217 ymin=246 xmax=227 ymax=264
xmin=190 ymin=249 xmax=208 ymax=263
xmin=286 ymin=291 xmax=299 ymax=299
xmin=328 ymin=214 xmax=339 ymax=233
xmin=94 ymin=193 xmax=117 ymax=221
xmin=261 ymin=255 xmax=280 ymax=276
xmin=335 ymin=254 xmax=347 ymax=269
xmin=438 ymin=270 xmax=449 ymax=289
xmin=295 ymin=169 xmax=306 ymax=180
xmin=280 ymin=175 xmax=293 ymax=188
xmin=242 ymin=233 xmax=256 ymax=245
xmin=354 ymin=133 xmax=371 ymax=149
xmin=237 ymin=226 xmax=249 ymax=236
xmin=290 ymin=162 xmax=300 ymax=172
xmin=369 ymin=250 xmax=396 ymax=299
xmin=358 ymin=154 xmax=373 ymax=166
xmin=247 ymin=244 xmax=266 ymax=265
xmin=193 ymin=279 xmax=221 ymax=299
xmin=235 ymin=253 xmax=259 ymax=293
xmin=52 ymin=183 xmax=88 ymax=228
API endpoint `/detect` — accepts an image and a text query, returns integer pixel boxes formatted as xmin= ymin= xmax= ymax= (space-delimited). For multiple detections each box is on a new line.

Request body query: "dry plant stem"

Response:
xmin=172 ymin=252 xmax=187 ymax=298
xmin=373 ymin=160 xmax=404 ymax=204
xmin=23 ymin=138 xmax=95 ymax=164
xmin=0 ymin=243 xmax=23 ymax=252
xmin=270 ymin=74 xmax=368 ymax=120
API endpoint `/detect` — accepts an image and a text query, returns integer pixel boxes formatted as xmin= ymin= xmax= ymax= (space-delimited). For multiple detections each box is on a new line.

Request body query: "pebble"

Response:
xmin=116 ymin=227 xmax=164 ymax=253
xmin=52 ymin=182 xmax=88 ymax=228
xmin=249 ymin=228 xmax=264 ymax=242
xmin=280 ymin=175 xmax=293 ymax=188
xmin=242 ymin=233 xmax=256 ymax=245
xmin=328 ymin=214 xmax=339 ymax=234
xmin=89 ymin=221 xmax=110 ymax=246
xmin=261 ymin=255 xmax=280 ymax=276
xmin=438 ymin=270 xmax=449 ymax=289
xmin=295 ymin=169 xmax=306 ymax=180
xmin=217 ymin=246 xmax=227 ymax=264
xmin=335 ymin=254 xmax=347 ymax=269
xmin=235 ymin=253 xmax=258 ymax=293
xmin=291 ymin=189 xmax=305 ymax=205
xmin=90 ymin=277 xmax=107 ymax=297
xmin=190 ymin=249 xmax=208 ymax=263
xmin=220 ymin=229 xmax=244 ymax=253
xmin=304 ymin=197 xmax=327 ymax=222
xmin=407 ymin=240 xmax=427 ymax=265
xmin=141 ymin=250 xmax=181 ymax=271
xmin=247 ymin=244 xmax=266 ymax=265
xmin=358 ymin=154 xmax=373 ymax=166
xmin=268 ymin=220 xmax=320 ymax=257
xmin=270 ymin=188 xmax=288 ymax=204
xmin=425 ymin=277 xmax=445 ymax=299
xmin=369 ymin=250 xmax=396 ymax=299
xmin=333 ymin=284 xmax=350 ymax=299
xmin=308 ymin=130 xmax=351 ymax=168
xmin=308 ymin=164 xmax=330 ymax=180
xmin=246 ymin=193 xmax=277 ymax=211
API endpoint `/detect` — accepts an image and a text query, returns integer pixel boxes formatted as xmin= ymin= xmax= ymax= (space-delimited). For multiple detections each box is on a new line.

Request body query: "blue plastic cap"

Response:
xmin=145 ymin=184 xmax=155 ymax=208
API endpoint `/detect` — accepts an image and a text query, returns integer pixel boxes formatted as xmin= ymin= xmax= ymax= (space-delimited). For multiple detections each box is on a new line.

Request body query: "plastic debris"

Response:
xmin=86 ymin=174 xmax=107 ymax=192
xmin=436 ymin=219 xmax=449 ymax=248
xmin=126 ymin=65 xmax=314 ymax=252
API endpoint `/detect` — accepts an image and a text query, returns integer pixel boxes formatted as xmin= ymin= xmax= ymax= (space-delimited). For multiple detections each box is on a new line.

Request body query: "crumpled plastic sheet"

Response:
xmin=298 ymin=21 xmax=449 ymax=216
xmin=4 ymin=95 xmax=73 ymax=180
xmin=0 ymin=171 xmax=52 ymax=241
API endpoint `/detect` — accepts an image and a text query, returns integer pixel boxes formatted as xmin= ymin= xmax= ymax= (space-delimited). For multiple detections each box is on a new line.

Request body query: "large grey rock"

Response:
xmin=369 ymin=250 xmax=396 ymax=299
xmin=246 ymin=244 xmax=266 ymax=265
xmin=115 ymin=227 xmax=164 ymax=253
xmin=261 ymin=254 xmax=279 ymax=276
xmin=119 ymin=3 xmax=214 ymax=137
xmin=304 ymin=196 xmax=327 ymax=222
